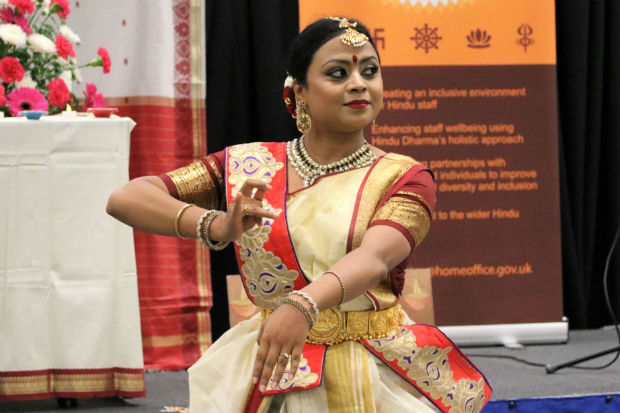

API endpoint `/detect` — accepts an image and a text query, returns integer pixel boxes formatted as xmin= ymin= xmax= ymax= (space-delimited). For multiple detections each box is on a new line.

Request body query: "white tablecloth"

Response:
xmin=0 ymin=115 xmax=145 ymax=400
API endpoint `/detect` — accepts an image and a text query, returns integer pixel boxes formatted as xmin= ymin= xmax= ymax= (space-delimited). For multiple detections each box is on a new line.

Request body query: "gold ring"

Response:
xmin=242 ymin=206 xmax=250 ymax=217
xmin=279 ymin=353 xmax=290 ymax=359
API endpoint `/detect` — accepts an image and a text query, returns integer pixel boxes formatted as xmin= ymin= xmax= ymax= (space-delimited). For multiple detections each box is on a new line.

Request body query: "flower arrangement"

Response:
xmin=0 ymin=0 xmax=110 ymax=117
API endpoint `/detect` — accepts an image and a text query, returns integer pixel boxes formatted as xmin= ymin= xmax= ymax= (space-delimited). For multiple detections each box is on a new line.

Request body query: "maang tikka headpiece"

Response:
xmin=328 ymin=17 xmax=369 ymax=48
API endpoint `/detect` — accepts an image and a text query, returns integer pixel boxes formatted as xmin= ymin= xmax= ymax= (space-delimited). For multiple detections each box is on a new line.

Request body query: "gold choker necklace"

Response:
xmin=287 ymin=136 xmax=376 ymax=187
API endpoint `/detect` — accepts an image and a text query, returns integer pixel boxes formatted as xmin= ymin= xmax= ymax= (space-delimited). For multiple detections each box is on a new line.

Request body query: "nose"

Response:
xmin=348 ymin=69 xmax=367 ymax=93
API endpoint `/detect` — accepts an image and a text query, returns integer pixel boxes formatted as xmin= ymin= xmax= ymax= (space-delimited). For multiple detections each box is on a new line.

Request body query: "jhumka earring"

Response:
xmin=295 ymin=100 xmax=311 ymax=134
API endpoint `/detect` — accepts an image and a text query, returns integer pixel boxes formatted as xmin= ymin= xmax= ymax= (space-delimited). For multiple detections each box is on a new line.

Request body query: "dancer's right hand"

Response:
xmin=210 ymin=178 xmax=280 ymax=242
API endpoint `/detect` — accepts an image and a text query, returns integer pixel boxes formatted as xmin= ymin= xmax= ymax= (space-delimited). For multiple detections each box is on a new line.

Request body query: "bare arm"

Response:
xmin=252 ymin=225 xmax=411 ymax=391
xmin=106 ymin=176 xmax=278 ymax=240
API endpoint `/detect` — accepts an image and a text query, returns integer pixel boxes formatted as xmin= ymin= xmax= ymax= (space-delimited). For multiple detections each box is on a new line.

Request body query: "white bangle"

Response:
xmin=196 ymin=210 xmax=229 ymax=251
xmin=289 ymin=290 xmax=319 ymax=324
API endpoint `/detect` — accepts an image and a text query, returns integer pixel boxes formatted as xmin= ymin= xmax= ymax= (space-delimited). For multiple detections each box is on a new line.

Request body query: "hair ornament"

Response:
xmin=283 ymin=75 xmax=296 ymax=118
xmin=328 ymin=17 xmax=368 ymax=48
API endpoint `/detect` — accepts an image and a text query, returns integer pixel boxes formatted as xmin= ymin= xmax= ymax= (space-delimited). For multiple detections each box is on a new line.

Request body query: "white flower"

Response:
xmin=0 ymin=0 xmax=9 ymax=4
xmin=284 ymin=75 xmax=294 ymax=88
xmin=28 ymin=33 xmax=57 ymax=54
xmin=0 ymin=24 xmax=27 ymax=48
xmin=16 ymin=74 xmax=37 ymax=89
xmin=60 ymin=70 xmax=73 ymax=92
xmin=73 ymin=67 xmax=83 ymax=83
xmin=60 ymin=25 xmax=80 ymax=43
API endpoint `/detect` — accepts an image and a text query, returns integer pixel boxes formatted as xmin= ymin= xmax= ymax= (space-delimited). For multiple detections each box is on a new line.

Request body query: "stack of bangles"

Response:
xmin=279 ymin=291 xmax=320 ymax=329
xmin=278 ymin=270 xmax=346 ymax=329
xmin=173 ymin=203 xmax=230 ymax=250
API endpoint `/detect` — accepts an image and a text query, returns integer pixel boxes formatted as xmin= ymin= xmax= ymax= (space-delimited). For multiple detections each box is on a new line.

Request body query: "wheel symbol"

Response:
xmin=411 ymin=23 xmax=442 ymax=53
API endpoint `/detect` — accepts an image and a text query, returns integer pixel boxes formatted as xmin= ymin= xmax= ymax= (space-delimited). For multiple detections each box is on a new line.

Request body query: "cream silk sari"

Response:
xmin=162 ymin=142 xmax=491 ymax=413
xmin=188 ymin=168 xmax=438 ymax=413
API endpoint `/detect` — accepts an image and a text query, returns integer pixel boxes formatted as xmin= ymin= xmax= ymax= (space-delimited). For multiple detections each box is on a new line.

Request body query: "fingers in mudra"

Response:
xmin=239 ymin=178 xmax=270 ymax=199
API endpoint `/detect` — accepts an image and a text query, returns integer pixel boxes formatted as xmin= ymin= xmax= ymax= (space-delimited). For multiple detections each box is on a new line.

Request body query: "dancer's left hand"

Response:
xmin=252 ymin=301 xmax=310 ymax=392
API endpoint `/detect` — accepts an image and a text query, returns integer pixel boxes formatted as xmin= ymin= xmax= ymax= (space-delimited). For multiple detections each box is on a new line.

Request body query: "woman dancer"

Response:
xmin=107 ymin=17 xmax=491 ymax=413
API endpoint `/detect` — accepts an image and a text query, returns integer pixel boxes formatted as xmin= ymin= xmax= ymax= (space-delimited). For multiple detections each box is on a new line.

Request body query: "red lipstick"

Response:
xmin=345 ymin=99 xmax=369 ymax=109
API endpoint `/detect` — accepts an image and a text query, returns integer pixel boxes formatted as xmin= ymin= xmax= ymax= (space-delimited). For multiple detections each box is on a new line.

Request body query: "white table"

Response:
xmin=0 ymin=115 xmax=145 ymax=400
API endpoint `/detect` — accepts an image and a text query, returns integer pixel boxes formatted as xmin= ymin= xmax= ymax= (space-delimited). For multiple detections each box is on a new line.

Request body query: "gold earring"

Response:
xmin=295 ymin=100 xmax=311 ymax=134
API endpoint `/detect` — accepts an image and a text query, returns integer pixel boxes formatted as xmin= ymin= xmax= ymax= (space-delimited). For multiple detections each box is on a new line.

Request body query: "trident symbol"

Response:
xmin=517 ymin=24 xmax=534 ymax=52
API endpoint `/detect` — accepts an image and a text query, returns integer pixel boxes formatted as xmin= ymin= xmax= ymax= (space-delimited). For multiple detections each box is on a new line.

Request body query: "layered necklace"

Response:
xmin=287 ymin=136 xmax=377 ymax=187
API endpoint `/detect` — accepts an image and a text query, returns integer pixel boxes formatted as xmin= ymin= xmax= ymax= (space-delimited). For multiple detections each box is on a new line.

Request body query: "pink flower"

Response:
xmin=0 ymin=84 xmax=6 ymax=106
xmin=6 ymin=87 xmax=48 ymax=116
xmin=98 ymin=47 xmax=111 ymax=73
xmin=47 ymin=78 xmax=71 ymax=108
xmin=0 ymin=7 xmax=31 ymax=34
xmin=0 ymin=56 xmax=25 ymax=83
xmin=87 ymin=47 xmax=112 ymax=74
xmin=55 ymin=34 xmax=75 ymax=60
xmin=82 ymin=83 xmax=105 ymax=109
xmin=50 ymin=0 xmax=70 ymax=19
xmin=0 ymin=7 xmax=12 ymax=23
xmin=8 ymin=0 xmax=34 ymax=15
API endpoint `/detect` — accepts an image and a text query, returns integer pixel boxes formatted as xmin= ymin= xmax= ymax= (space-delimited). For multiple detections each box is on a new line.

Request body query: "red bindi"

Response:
xmin=352 ymin=55 xmax=358 ymax=63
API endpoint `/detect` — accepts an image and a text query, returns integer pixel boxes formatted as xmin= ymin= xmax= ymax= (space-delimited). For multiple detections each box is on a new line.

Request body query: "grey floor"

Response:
xmin=1 ymin=327 xmax=618 ymax=413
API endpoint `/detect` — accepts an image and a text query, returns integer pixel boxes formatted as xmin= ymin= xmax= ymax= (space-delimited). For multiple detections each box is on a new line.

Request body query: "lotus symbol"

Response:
xmin=466 ymin=29 xmax=491 ymax=48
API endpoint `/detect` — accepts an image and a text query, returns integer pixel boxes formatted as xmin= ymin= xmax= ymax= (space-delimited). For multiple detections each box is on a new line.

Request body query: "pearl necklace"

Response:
xmin=287 ymin=136 xmax=377 ymax=187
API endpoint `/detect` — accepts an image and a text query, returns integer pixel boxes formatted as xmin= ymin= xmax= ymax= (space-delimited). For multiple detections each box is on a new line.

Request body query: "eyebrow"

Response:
xmin=321 ymin=56 xmax=378 ymax=68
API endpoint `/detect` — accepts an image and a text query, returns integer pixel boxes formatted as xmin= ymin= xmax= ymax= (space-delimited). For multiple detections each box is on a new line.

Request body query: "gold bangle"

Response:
xmin=174 ymin=203 xmax=195 ymax=239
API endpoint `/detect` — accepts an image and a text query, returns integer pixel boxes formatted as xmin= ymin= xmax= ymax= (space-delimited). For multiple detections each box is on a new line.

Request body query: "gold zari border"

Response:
xmin=372 ymin=196 xmax=431 ymax=247
xmin=166 ymin=160 xmax=219 ymax=210
xmin=0 ymin=370 xmax=145 ymax=396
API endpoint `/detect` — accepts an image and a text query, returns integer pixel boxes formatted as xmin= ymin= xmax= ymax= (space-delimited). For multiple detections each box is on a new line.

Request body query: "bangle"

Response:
xmin=323 ymin=271 xmax=346 ymax=304
xmin=280 ymin=296 xmax=316 ymax=329
xmin=289 ymin=290 xmax=319 ymax=323
xmin=174 ymin=203 xmax=195 ymax=239
xmin=196 ymin=210 xmax=229 ymax=251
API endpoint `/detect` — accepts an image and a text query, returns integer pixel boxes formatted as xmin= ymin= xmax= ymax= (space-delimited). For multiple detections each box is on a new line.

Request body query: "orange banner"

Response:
xmin=300 ymin=0 xmax=556 ymax=66
xmin=299 ymin=0 xmax=563 ymax=332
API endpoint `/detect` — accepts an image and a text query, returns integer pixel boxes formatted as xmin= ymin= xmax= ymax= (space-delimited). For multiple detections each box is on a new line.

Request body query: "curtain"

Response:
xmin=555 ymin=0 xmax=620 ymax=329
xmin=205 ymin=0 xmax=299 ymax=339
xmin=73 ymin=0 xmax=209 ymax=369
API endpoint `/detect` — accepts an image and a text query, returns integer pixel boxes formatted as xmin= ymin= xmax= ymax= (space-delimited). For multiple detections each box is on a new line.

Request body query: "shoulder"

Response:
xmin=376 ymin=152 xmax=430 ymax=177
xmin=382 ymin=152 xmax=423 ymax=167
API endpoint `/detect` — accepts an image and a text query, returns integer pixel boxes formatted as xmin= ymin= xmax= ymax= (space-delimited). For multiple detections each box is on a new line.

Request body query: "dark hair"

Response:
xmin=286 ymin=17 xmax=379 ymax=86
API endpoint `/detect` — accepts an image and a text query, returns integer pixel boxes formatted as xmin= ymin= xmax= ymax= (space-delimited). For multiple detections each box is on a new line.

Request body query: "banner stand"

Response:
xmin=441 ymin=319 xmax=568 ymax=347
